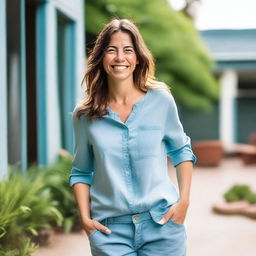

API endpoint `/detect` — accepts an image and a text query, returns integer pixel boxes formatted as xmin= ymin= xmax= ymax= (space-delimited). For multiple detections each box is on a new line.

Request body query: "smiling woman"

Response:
xmin=69 ymin=18 xmax=196 ymax=256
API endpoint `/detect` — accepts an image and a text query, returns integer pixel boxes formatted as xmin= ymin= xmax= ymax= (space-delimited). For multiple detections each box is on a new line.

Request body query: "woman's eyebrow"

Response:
xmin=107 ymin=45 xmax=134 ymax=49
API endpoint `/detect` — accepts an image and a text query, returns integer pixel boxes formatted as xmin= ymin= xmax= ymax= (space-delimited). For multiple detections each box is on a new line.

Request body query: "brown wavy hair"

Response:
xmin=76 ymin=18 xmax=170 ymax=121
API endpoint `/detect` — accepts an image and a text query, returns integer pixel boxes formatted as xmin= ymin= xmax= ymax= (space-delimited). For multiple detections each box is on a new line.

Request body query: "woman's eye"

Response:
xmin=125 ymin=49 xmax=133 ymax=53
xmin=106 ymin=48 xmax=115 ymax=52
xmin=105 ymin=48 xmax=134 ymax=53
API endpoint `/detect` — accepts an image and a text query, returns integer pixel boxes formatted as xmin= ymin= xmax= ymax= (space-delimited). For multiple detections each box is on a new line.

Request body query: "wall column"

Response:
xmin=219 ymin=70 xmax=238 ymax=152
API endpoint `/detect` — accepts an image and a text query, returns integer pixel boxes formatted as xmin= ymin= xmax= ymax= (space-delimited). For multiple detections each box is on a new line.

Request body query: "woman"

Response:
xmin=69 ymin=18 xmax=196 ymax=256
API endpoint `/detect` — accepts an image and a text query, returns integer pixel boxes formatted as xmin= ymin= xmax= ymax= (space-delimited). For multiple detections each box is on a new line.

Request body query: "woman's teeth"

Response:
xmin=112 ymin=66 xmax=128 ymax=70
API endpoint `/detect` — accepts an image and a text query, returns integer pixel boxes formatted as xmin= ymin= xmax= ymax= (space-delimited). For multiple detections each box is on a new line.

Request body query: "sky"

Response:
xmin=169 ymin=0 xmax=256 ymax=30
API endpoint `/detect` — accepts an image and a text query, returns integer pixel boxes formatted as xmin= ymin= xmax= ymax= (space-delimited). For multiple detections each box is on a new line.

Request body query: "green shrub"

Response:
xmin=32 ymin=153 xmax=80 ymax=233
xmin=0 ymin=237 xmax=37 ymax=256
xmin=224 ymin=190 xmax=241 ymax=202
xmin=224 ymin=184 xmax=256 ymax=204
xmin=0 ymin=168 xmax=63 ymax=254
xmin=245 ymin=193 xmax=256 ymax=204
xmin=0 ymin=152 xmax=80 ymax=254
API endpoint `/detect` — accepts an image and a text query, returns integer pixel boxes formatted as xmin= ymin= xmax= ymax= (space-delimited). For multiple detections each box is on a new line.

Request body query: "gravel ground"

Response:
xmin=32 ymin=157 xmax=256 ymax=256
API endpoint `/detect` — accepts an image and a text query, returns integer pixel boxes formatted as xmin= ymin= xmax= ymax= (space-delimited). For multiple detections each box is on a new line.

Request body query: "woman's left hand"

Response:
xmin=157 ymin=201 xmax=189 ymax=225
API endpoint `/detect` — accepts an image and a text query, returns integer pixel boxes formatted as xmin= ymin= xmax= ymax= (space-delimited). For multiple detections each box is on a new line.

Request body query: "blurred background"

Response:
xmin=0 ymin=0 xmax=255 ymax=255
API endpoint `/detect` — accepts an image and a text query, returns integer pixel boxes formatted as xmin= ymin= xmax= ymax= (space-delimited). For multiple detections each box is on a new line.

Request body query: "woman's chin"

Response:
xmin=108 ymin=74 xmax=133 ymax=82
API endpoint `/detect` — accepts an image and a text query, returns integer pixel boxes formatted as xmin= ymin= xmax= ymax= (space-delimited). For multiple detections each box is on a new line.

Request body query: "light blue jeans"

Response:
xmin=88 ymin=210 xmax=187 ymax=256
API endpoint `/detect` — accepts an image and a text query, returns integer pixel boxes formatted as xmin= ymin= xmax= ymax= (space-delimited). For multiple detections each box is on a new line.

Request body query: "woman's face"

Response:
xmin=103 ymin=31 xmax=138 ymax=83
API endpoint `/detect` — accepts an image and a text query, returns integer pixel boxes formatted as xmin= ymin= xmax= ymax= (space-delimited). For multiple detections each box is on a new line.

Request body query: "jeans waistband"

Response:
xmin=101 ymin=211 xmax=152 ymax=225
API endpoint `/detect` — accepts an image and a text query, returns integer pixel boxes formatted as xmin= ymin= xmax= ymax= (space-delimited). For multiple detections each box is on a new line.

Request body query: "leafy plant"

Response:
xmin=0 ymin=168 xmax=63 ymax=253
xmin=0 ymin=237 xmax=37 ymax=256
xmin=244 ymin=193 xmax=256 ymax=204
xmin=0 ymin=151 xmax=80 ymax=254
xmin=224 ymin=184 xmax=256 ymax=204
xmin=32 ymin=152 xmax=80 ymax=233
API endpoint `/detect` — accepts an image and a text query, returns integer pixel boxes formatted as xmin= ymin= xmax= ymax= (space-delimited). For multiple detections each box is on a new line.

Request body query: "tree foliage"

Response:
xmin=85 ymin=0 xmax=219 ymax=111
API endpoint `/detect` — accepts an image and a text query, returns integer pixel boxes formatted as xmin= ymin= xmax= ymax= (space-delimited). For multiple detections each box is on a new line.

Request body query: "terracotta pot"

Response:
xmin=192 ymin=140 xmax=223 ymax=166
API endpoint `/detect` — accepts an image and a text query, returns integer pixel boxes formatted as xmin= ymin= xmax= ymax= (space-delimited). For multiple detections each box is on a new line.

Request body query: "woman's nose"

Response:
xmin=115 ymin=51 xmax=125 ymax=62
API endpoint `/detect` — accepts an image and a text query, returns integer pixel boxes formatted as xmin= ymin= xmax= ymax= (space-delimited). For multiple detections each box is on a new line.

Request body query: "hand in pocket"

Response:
xmin=157 ymin=202 xmax=189 ymax=225
xmin=82 ymin=219 xmax=112 ymax=236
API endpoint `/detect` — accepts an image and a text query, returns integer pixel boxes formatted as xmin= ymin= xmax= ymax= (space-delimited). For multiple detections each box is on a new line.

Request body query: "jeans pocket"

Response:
xmin=88 ymin=229 xmax=100 ymax=238
xmin=167 ymin=219 xmax=184 ymax=227
xmin=88 ymin=219 xmax=107 ymax=238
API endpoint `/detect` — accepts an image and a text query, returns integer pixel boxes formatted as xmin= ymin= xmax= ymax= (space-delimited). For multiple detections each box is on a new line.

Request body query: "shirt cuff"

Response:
xmin=69 ymin=167 xmax=94 ymax=187
xmin=168 ymin=145 xmax=197 ymax=167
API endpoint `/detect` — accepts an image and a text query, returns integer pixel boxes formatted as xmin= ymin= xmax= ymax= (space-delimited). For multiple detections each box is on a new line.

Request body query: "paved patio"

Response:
xmin=32 ymin=157 xmax=256 ymax=256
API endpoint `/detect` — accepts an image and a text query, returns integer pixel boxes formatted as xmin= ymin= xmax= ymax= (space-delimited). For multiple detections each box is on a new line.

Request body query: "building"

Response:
xmin=181 ymin=29 xmax=256 ymax=152
xmin=0 ymin=0 xmax=85 ymax=180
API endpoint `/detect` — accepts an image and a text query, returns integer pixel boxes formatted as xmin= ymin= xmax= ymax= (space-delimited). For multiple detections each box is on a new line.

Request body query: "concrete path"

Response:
xmin=32 ymin=157 xmax=256 ymax=256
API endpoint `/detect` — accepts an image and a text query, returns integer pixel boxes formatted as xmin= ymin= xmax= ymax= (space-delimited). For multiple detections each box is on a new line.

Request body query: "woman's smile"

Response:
xmin=111 ymin=65 xmax=130 ymax=71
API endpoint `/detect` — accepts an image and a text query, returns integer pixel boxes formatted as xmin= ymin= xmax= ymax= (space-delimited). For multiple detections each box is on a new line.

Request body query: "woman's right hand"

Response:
xmin=82 ymin=218 xmax=112 ymax=236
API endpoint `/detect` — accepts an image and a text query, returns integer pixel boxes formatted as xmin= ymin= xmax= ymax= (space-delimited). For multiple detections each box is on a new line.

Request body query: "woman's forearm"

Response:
xmin=176 ymin=161 xmax=193 ymax=205
xmin=73 ymin=183 xmax=91 ymax=222
xmin=73 ymin=183 xmax=111 ymax=235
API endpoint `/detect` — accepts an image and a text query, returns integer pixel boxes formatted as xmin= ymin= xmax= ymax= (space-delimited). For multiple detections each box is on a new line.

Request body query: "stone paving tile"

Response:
xmin=32 ymin=157 xmax=256 ymax=256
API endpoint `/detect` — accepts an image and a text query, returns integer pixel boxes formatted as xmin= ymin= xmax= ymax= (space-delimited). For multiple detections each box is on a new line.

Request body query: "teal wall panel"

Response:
xmin=57 ymin=12 xmax=76 ymax=153
xmin=237 ymin=98 xmax=256 ymax=143
xmin=63 ymin=22 xmax=76 ymax=153
xmin=0 ymin=0 xmax=8 ymax=180
xmin=179 ymin=102 xmax=220 ymax=141
xmin=20 ymin=0 xmax=27 ymax=172
xmin=36 ymin=3 xmax=48 ymax=165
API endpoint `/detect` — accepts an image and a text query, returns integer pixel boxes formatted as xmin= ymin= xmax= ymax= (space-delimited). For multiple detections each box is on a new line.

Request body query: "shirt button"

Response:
xmin=133 ymin=216 xmax=140 ymax=222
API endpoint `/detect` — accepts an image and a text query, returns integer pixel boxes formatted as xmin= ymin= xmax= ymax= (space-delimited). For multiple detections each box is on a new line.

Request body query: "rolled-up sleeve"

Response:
xmin=164 ymin=94 xmax=197 ymax=167
xmin=69 ymin=112 xmax=94 ymax=187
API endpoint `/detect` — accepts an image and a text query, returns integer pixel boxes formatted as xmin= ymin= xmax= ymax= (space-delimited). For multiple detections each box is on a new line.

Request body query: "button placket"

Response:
xmin=105 ymin=94 xmax=150 ymax=211
xmin=122 ymin=126 xmax=135 ymax=209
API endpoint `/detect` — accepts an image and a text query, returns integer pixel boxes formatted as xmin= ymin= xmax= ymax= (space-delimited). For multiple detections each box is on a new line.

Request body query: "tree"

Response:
xmin=85 ymin=0 xmax=219 ymax=111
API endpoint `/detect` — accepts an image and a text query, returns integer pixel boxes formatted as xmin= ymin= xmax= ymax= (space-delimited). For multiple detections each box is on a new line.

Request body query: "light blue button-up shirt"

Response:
xmin=69 ymin=88 xmax=196 ymax=223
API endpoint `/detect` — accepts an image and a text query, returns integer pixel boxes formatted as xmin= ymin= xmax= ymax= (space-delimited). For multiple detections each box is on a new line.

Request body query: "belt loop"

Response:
xmin=105 ymin=218 xmax=108 ymax=226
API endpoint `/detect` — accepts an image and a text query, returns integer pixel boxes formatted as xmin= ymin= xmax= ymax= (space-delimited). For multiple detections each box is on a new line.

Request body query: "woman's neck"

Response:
xmin=107 ymin=79 xmax=139 ymax=105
